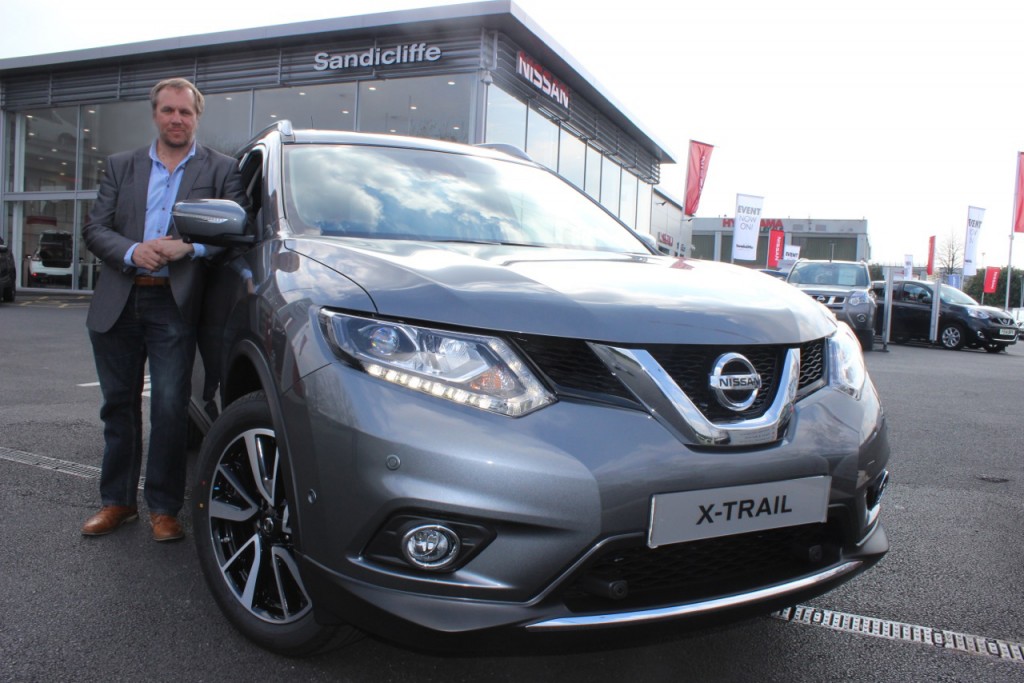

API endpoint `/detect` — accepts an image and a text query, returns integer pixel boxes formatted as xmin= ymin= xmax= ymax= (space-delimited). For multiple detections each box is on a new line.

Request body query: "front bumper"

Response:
xmin=284 ymin=358 xmax=890 ymax=646
xmin=970 ymin=322 xmax=1019 ymax=346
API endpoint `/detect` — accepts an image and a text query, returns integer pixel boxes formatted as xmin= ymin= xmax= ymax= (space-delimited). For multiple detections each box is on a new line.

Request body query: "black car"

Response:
xmin=170 ymin=122 xmax=890 ymax=655
xmin=0 ymin=236 xmax=15 ymax=303
xmin=873 ymin=279 xmax=1019 ymax=352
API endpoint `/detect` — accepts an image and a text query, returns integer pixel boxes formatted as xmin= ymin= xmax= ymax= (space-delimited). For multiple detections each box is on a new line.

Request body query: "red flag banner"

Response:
xmin=684 ymin=140 xmax=714 ymax=216
xmin=926 ymin=235 xmax=935 ymax=275
xmin=1014 ymin=152 xmax=1024 ymax=233
xmin=768 ymin=229 xmax=785 ymax=268
xmin=984 ymin=266 xmax=1000 ymax=294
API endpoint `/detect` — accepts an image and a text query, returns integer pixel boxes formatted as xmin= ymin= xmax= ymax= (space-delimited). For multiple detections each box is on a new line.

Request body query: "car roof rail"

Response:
xmin=474 ymin=143 xmax=533 ymax=162
xmin=234 ymin=120 xmax=295 ymax=156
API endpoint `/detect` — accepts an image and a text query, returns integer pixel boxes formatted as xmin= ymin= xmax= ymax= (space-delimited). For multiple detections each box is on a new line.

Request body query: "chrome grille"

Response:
xmin=514 ymin=335 xmax=829 ymax=417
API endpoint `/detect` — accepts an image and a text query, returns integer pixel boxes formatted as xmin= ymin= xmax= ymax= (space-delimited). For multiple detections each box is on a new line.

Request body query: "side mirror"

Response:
xmin=0 ymin=242 xmax=8 ymax=254
xmin=173 ymin=199 xmax=254 ymax=247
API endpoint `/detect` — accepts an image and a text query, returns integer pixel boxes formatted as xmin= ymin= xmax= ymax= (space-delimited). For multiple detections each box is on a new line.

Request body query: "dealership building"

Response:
xmin=690 ymin=217 xmax=871 ymax=265
xmin=0 ymin=1 xmax=684 ymax=292
xmin=0 ymin=0 xmax=869 ymax=294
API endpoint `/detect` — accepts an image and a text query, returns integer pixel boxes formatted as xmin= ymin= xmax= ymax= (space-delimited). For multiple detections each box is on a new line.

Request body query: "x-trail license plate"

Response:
xmin=648 ymin=477 xmax=831 ymax=548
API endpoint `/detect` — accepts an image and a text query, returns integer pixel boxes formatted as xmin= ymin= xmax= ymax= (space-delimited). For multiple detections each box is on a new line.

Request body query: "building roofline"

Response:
xmin=0 ymin=1 xmax=676 ymax=164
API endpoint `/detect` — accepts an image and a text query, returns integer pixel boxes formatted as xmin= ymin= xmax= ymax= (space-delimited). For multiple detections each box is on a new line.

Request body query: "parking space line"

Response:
xmin=773 ymin=605 xmax=1024 ymax=664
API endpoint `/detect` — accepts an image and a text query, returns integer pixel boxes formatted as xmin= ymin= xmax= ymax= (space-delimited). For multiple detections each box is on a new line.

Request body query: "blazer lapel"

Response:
xmin=169 ymin=144 xmax=206 ymax=238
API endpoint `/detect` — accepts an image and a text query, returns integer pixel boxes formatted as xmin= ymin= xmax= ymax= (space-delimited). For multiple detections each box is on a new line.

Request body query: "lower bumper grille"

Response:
xmin=561 ymin=522 xmax=841 ymax=613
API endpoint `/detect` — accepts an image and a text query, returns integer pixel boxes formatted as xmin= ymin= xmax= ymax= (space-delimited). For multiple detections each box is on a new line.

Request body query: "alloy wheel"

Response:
xmin=206 ymin=427 xmax=312 ymax=625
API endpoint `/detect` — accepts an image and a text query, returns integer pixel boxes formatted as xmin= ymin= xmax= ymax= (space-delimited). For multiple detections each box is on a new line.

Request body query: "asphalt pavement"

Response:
xmin=2 ymin=292 xmax=1023 ymax=683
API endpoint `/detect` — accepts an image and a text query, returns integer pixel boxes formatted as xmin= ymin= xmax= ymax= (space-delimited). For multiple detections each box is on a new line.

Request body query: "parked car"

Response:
xmin=173 ymin=122 xmax=890 ymax=655
xmin=872 ymin=279 xmax=1019 ymax=352
xmin=785 ymin=259 xmax=876 ymax=351
xmin=0 ymin=236 xmax=15 ymax=303
xmin=27 ymin=230 xmax=74 ymax=287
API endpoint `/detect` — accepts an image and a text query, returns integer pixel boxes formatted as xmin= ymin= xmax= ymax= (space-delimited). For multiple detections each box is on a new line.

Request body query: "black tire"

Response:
xmin=939 ymin=323 xmax=965 ymax=350
xmin=857 ymin=328 xmax=874 ymax=352
xmin=193 ymin=390 xmax=360 ymax=656
xmin=1 ymin=284 xmax=13 ymax=303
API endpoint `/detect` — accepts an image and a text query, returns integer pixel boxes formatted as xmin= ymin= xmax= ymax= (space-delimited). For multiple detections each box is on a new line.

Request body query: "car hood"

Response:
xmin=789 ymin=283 xmax=867 ymax=296
xmin=954 ymin=303 xmax=1014 ymax=320
xmin=287 ymin=238 xmax=837 ymax=345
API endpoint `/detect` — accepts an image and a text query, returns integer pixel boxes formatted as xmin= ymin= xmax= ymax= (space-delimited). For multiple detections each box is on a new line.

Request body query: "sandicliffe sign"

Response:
xmin=516 ymin=51 xmax=570 ymax=109
xmin=314 ymin=43 xmax=443 ymax=71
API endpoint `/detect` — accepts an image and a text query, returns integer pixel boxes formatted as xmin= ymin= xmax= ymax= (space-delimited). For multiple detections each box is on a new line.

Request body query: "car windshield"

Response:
xmin=938 ymin=284 xmax=979 ymax=305
xmin=283 ymin=144 xmax=649 ymax=253
xmin=788 ymin=262 xmax=868 ymax=287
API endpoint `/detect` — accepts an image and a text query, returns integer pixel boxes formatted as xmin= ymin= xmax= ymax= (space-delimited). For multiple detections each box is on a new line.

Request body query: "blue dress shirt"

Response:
xmin=124 ymin=141 xmax=205 ymax=275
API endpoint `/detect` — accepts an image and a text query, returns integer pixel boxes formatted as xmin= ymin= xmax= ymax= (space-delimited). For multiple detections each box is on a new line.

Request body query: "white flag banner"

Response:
xmin=783 ymin=245 xmax=801 ymax=262
xmin=903 ymin=254 xmax=914 ymax=280
xmin=962 ymin=206 xmax=985 ymax=277
xmin=732 ymin=193 xmax=763 ymax=261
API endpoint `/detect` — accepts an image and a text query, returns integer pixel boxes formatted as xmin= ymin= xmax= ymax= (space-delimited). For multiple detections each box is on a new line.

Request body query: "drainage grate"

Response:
xmin=774 ymin=605 xmax=1024 ymax=664
xmin=0 ymin=446 xmax=102 ymax=479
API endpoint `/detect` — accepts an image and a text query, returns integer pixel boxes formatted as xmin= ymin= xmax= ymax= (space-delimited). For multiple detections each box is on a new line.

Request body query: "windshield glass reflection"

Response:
xmin=284 ymin=145 xmax=647 ymax=253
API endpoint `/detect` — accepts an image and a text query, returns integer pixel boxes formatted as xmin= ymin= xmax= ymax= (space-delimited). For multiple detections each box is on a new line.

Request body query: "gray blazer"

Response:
xmin=84 ymin=143 xmax=246 ymax=333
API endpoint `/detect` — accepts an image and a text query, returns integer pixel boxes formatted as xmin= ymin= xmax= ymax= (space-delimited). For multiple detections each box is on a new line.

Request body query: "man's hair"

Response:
xmin=149 ymin=78 xmax=205 ymax=117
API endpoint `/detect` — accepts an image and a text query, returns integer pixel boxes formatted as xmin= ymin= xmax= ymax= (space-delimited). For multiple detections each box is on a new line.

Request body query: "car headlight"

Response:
xmin=319 ymin=310 xmax=555 ymax=417
xmin=967 ymin=308 xmax=990 ymax=319
xmin=828 ymin=322 xmax=866 ymax=399
xmin=848 ymin=294 xmax=868 ymax=307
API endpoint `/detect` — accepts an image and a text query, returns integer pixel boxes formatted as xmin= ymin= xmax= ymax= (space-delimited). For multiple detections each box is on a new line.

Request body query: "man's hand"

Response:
xmin=132 ymin=236 xmax=194 ymax=271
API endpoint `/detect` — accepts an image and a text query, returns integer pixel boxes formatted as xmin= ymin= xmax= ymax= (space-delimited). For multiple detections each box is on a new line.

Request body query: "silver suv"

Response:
xmin=786 ymin=259 xmax=876 ymax=351
xmin=173 ymin=123 xmax=891 ymax=655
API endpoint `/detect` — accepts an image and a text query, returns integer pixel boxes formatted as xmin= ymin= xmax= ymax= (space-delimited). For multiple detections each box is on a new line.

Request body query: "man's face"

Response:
xmin=153 ymin=86 xmax=198 ymax=149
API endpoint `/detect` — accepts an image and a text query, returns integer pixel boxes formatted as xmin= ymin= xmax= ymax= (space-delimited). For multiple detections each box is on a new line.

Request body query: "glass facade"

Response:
xmin=2 ymin=55 xmax=660 ymax=293
xmin=358 ymin=75 xmax=473 ymax=143
xmin=481 ymin=84 xmax=654 ymax=231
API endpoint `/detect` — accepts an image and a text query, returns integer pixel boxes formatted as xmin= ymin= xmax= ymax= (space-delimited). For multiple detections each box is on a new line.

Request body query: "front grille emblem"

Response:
xmin=708 ymin=353 xmax=761 ymax=412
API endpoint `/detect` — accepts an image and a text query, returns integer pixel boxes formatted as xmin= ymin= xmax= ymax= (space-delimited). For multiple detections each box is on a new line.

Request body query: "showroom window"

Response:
xmin=525 ymin=107 xmax=558 ymax=171
xmin=357 ymin=74 xmax=472 ymax=143
xmin=199 ymin=91 xmax=254 ymax=155
xmin=16 ymin=107 xmax=79 ymax=192
xmin=485 ymin=85 xmax=526 ymax=151
xmin=79 ymin=101 xmax=152 ymax=190
xmin=789 ymin=235 xmax=857 ymax=261
xmin=691 ymin=234 xmax=716 ymax=260
xmin=636 ymin=181 xmax=652 ymax=236
xmin=619 ymin=171 xmax=638 ymax=229
xmin=253 ymin=84 xmax=355 ymax=139
xmin=7 ymin=199 xmax=91 ymax=290
xmin=600 ymin=155 xmax=620 ymax=215
xmin=584 ymin=144 xmax=601 ymax=200
xmin=558 ymin=127 xmax=585 ymax=189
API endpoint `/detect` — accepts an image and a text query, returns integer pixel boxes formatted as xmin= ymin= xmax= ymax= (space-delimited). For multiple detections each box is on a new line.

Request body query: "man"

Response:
xmin=81 ymin=78 xmax=246 ymax=542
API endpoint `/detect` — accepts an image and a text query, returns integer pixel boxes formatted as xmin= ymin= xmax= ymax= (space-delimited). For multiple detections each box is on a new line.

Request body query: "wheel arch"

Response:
xmin=221 ymin=339 xmax=306 ymax=539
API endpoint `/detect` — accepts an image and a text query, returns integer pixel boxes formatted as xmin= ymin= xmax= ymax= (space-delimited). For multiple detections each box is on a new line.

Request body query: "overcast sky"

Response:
xmin=3 ymin=0 xmax=1024 ymax=267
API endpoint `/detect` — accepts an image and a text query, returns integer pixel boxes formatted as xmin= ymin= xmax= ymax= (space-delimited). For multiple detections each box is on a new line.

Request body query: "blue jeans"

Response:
xmin=89 ymin=286 xmax=197 ymax=516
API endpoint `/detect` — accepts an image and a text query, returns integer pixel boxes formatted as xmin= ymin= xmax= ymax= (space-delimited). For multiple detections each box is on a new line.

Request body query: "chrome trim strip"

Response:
xmin=588 ymin=344 xmax=800 ymax=446
xmin=525 ymin=560 xmax=863 ymax=631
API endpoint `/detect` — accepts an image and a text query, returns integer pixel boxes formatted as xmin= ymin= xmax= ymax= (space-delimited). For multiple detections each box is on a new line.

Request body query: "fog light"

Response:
xmin=856 ymin=314 xmax=867 ymax=323
xmin=401 ymin=524 xmax=461 ymax=570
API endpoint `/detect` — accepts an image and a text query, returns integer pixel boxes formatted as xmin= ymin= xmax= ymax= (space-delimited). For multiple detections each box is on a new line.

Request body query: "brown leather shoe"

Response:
xmin=81 ymin=505 xmax=139 ymax=536
xmin=150 ymin=513 xmax=184 ymax=542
